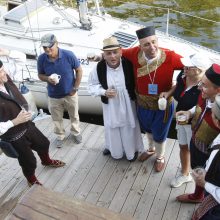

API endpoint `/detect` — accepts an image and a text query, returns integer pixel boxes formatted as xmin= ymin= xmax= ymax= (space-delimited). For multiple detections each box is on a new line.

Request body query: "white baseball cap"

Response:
xmin=181 ymin=53 xmax=211 ymax=70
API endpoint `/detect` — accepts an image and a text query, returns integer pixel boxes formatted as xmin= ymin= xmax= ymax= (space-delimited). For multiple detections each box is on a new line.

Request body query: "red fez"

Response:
xmin=136 ymin=26 xmax=155 ymax=39
xmin=0 ymin=60 xmax=2 ymax=68
xmin=205 ymin=64 xmax=220 ymax=86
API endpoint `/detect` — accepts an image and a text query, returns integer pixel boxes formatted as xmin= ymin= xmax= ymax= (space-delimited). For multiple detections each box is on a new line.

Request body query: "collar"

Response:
xmin=46 ymin=47 xmax=62 ymax=61
xmin=207 ymin=99 xmax=214 ymax=109
xmin=0 ymin=84 xmax=9 ymax=94
xmin=144 ymin=50 xmax=161 ymax=64
xmin=106 ymin=58 xmax=122 ymax=71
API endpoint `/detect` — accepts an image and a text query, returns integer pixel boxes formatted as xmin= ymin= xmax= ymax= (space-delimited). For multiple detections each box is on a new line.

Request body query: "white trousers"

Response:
xmin=105 ymin=118 xmax=144 ymax=160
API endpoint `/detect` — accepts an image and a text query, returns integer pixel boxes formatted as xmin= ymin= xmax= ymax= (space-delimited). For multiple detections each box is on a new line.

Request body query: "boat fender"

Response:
xmin=20 ymin=83 xmax=38 ymax=116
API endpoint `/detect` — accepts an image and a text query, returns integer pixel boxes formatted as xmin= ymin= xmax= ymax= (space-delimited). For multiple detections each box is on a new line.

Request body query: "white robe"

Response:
xmin=88 ymin=61 xmax=144 ymax=160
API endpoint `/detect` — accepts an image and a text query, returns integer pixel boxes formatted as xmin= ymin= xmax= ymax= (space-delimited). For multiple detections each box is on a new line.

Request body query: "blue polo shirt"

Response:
xmin=37 ymin=48 xmax=80 ymax=98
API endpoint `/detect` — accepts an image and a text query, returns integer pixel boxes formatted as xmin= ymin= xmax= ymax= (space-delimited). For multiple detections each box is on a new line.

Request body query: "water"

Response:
xmin=81 ymin=0 xmax=219 ymax=138
xmin=100 ymin=0 xmax=220 ymax=52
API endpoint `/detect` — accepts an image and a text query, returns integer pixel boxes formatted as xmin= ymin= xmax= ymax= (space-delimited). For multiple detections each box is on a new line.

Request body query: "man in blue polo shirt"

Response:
xmin=37 ymin=33 xmax=83 ymax=147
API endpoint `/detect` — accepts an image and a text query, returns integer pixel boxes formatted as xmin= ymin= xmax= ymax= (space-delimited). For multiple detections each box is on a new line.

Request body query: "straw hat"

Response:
xmin=102 ymin=37 xmax=121 ymax=51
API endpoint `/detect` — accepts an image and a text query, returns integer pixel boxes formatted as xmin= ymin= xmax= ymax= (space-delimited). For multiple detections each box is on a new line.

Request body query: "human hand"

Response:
xmin=159 ymin=92 xmax=169 ymax=99
xmin=0 ymin=48 xmax=10 ymax=56
xmin=87 ymin=53 xmax=101 ymax=62
xmin=12 ymin=110 xmax=32 ymax=125
xmin=105 ymin=88 xmax=117 ymax=98
xmin=69 ymin=90 xmax=76 ymax=96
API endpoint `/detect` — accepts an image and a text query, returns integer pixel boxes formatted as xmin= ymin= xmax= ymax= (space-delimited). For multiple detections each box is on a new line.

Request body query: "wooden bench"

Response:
xmin=7 ymin=185 xmax=134 ymax=220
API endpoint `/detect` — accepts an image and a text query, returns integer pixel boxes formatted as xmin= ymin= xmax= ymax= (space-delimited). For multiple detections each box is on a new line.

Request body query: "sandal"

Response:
xmin=138 ymin=149 xmax=155 ymax=162
xmin=154 ymin=157 xmax=165 ymax=172
xmin=42 ymin=159 xmax=66 ymax=167
xmin=28 ymin=180 xmax=42 ymax=187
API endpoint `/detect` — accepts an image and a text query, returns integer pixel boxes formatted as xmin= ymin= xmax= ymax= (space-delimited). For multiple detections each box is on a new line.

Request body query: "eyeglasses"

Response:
xmin=43 ymin=43 xmax=55 ymax=50
xmin=184 ymin=66 xmax=197 ymax=70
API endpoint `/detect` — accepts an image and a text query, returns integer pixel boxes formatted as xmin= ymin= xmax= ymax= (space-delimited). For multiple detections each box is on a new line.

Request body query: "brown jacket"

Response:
xmin=0 ymin=75 xmax=29 ymax=140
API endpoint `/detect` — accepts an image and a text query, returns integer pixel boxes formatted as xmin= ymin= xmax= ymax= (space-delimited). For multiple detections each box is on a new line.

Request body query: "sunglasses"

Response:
xmin=184 ymin=66 xmax=197 ymax=70
xmin=43 ymin=42 xmax=55 ymax=50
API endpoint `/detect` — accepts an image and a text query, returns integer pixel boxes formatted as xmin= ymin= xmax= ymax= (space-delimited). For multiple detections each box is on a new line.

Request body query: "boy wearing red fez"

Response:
xmin=176 ymin=64 xmax=220 ymax=203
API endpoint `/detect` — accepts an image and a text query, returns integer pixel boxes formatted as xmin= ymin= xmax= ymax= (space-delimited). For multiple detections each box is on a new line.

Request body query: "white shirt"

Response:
xmin=88 ymin=61 xmax=136 ymax=128
xmin=189 ymin=99 xmax=213 ymax=116
xmin=0 ymin=121 xmax=14 ymax=136
xmin=204 ymin=134 xmax=220 ymax=203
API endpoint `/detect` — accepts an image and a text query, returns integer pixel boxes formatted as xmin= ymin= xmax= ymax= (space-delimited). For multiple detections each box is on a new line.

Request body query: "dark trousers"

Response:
xmin=201 ymin=204 xmax=220 ymax=220
xmin=10 ymin=122 xmax=50 ymax=177
xmin=190 ymin=140 xmax=209 ymax=169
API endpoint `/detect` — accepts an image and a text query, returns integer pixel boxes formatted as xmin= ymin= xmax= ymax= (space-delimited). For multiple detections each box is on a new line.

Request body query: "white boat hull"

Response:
xmin=0 ymin=0 xmax=219 ymax=115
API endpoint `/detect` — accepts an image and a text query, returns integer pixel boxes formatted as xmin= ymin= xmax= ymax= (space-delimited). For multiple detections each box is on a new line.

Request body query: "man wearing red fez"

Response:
xmin=192 ymin=93 xmax=220 ymax=220
xmin=122 ymin=26 xmax=184 ymax=172
xmin=176 ymin=64 xmax=220 ymax=203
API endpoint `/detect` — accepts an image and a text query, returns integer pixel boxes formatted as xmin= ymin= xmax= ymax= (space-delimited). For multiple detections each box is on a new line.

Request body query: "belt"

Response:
xmin=136 ymin=94 xmax=173 ymax=110
xmin=136 ymin=94 xmax=173 ymax=123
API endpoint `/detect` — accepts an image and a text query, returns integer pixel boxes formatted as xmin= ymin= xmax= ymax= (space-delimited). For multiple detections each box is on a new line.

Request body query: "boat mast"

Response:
xmin=76 ymin=0 xmax=92 ymax=30
xmin=94 ymin=0 xmax=101 ymax=16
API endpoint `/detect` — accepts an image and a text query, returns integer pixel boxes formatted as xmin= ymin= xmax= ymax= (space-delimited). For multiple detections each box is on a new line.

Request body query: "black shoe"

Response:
xmin=128 ymin=152 xmax=138 ymax=162
xmin=103 ymin=148 xmax=110 ymax=156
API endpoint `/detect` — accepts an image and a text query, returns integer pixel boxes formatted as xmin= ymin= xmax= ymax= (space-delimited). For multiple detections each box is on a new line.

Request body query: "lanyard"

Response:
xmin=147 ymin=57 xmax=159 ymax=84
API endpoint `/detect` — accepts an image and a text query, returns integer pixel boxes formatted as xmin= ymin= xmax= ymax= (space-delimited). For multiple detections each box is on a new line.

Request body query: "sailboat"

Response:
xmin=0 ymin=0 xmax=219 ymax=115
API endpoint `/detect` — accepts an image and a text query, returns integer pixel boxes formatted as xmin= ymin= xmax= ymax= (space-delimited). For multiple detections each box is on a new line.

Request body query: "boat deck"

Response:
xmin=0 ymin=117 xmax=197 ymax=220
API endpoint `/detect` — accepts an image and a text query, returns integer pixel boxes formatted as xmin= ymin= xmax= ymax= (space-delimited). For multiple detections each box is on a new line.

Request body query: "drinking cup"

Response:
xmin=50 ymin=73 xmax=61 ymax=84
xmin=177 ymin=114 xmax=188 ymax=125
xmin=193 ymin=167 xmax=206 ymax=175
xmin=21 ymin=104 xmax=36 ymax=120
xmin=110 ymin=86 xmax=117 ymax=97
xmin=158 ymin=97 xmax=167 ymax=110
xmin=192 ymin=167 xmax=206 ymax=181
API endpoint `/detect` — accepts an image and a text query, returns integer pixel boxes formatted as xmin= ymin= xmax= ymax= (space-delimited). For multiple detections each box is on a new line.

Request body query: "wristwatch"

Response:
xmin=73 ymin=87 xmax=79 ymax=92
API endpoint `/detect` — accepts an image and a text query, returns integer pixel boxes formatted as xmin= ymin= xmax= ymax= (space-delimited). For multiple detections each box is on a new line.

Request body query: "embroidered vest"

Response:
xmin=0 ymin=75 xmax=29 ymax=140
xmin=96 ymin=57 xmax=136 ymax=104
xmin=191 ymin=95 xmax=220 ymax=153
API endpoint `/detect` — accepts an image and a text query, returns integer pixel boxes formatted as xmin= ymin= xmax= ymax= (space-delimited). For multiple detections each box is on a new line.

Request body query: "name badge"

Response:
xmin=148 ymin=84 xmax=158 ymax=95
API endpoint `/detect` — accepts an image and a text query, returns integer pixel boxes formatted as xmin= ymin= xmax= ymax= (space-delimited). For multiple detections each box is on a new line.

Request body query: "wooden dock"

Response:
xmin=0 ymin=117 xmax=197 ymax=220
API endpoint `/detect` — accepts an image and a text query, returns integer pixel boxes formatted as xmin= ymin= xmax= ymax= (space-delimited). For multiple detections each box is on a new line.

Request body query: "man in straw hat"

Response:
xmin=122 ymin=26 xmax=184 ymax=172
xmin=88 ymin=36 xmax=145 ymax=162
xmin=176 ymin=64 xmax=220 ymax=203
xmin=0 ymin=60 xmax=65 ymax=186
xmin=191 ymin=93 xmax=220 ymax=220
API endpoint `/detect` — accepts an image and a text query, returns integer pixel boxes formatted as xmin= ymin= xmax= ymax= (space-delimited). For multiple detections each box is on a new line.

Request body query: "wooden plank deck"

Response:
xmin=0 ymin=117 xmax=197 ymax=220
